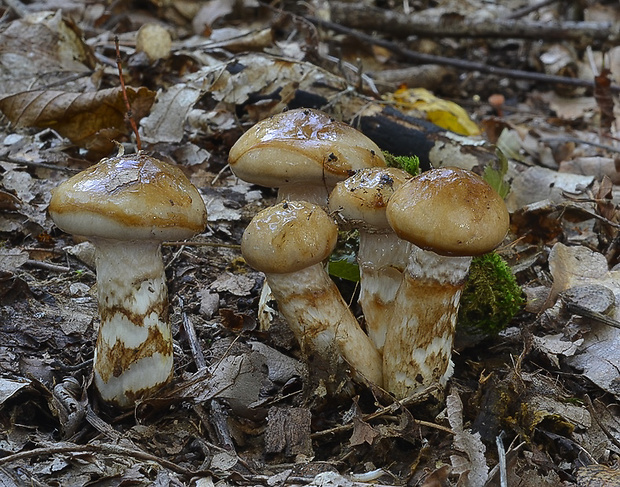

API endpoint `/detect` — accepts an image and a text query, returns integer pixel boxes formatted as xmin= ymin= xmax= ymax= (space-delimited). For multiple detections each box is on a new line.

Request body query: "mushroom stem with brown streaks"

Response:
xmin=241 ymin=200 xmax=383 ymax=386
xmin=383 ymin=167 xmax=509 ymax=399
xmin=49 ymin=153 xmax=207 ymax=408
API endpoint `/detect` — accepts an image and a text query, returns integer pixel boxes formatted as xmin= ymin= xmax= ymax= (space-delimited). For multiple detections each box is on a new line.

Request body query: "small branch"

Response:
xmin=305 ymin=15 xmax=620 ymax=94
xmin=0 ymin=443 xmax=203 ymax=476
xmin=327 ymin=2 xmax=620 ymax=44
xmin=24 ymin=260 xmax=70 ymax=273
xmin=506 ymin=0 xmax=558 ymax=20
xmin=2 ymin=157 xmax=80 ymax=174
xmin=311 ymin=385 xmax=454 ymax=439
xmin=163 ymin=241 xmax=241 ymax=250
xmin=114 ymin=36 xmax=142 ymax=151
xmin=178 ymin=297 xmax=206 ymax=369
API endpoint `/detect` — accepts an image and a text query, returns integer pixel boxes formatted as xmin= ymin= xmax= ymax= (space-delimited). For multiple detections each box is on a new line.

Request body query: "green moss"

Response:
xmin=458 ymin=252 xmax=524 ymax=335
xmin=383 ymin=152 xmax=420 ymax=176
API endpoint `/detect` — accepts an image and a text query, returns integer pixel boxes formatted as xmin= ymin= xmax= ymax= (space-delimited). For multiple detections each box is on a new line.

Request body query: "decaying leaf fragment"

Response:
xmin=548 ymin=243 xmax=620 ymax=399
xmin=0 ymin=87 xmax=155 ymax=154
xmin=447 ymin=390 xmax=488 ymax=486
xmin=0 ymin=10 xmax=97 ymax=94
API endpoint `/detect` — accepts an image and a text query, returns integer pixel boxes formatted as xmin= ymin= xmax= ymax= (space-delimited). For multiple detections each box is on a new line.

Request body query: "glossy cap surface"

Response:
xmin=329 ymin=167 xmax=411 ymax=230
xmin=229 ymin=108 xmax=386 ymax=188
xmin=49 ymin=153 xmax=207 ymax=241
xmin=386 ymin=167 xmax=509 ymax=256
xmin=241 ymin=200 xmax=338 ymax=274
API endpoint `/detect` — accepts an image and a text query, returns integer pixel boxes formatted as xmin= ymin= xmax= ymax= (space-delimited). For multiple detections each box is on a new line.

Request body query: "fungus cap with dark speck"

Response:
xmin=241 ymin=200 xmax=338 ymax=275
xmin=228 ymin=108 xmax=386 ymax=188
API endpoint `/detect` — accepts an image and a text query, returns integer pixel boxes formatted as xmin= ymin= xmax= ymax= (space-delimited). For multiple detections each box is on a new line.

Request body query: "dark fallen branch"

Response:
xmin=327 ymin=2 xmax=620 ymax=44
xmin=304 ymin=15 xmax=620 ymax=94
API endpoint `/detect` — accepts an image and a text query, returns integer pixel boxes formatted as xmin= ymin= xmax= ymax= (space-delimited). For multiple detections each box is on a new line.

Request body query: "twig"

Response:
xmin=541 ymin=136 xmax=620 ymax=154
xmin=506 ymin=0 xmax=559 ymax=19
xmin=0 ymin=443 xmax=203 ymax=476
xmin=2 ymin=157 xmax=81 ymax=174
xmin=563 ymin=301 xmax=620 ymax=330
xmin=163 ymin=241 xmax=241 ymax=250
xmin=311 ymin=385 xmax=454 ymax=439
xmin=179 ymin=297 xmax=207 ymax=369
xmin=305 ymin=16 xmax=620 ymax=94
xmin=583 ymin=395 xmax=620 ymax=451
xmin=327 ymin=2 xmax=620 ymax=44
xmin=114 ymin=36 xmax=141 ymax=151
xmin=24 ymin=260 xmax=70 ymax=273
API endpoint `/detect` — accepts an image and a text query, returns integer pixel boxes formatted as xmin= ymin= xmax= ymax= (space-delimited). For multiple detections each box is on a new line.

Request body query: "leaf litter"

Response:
xmin=1 ymin=0 xmax=620 ymax=486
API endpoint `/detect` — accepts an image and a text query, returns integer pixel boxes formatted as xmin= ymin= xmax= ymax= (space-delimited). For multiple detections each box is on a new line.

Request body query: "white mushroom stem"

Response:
xmin=92 ymin=239 xmax=173 ymax=408
xmin=383 ymin=247 xmax=472 ymax=399
xmin=277 ymin=185 xmax=331 ymax=207
xmin=265 ymin=264 xmax=383 ymax=387
xmin=357 ymin=231 xmax=411 ymax=353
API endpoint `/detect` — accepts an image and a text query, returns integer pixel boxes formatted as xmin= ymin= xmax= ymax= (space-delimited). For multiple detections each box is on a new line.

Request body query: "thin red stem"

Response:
xmin=114 ymin=36 xmax=142 ymax=151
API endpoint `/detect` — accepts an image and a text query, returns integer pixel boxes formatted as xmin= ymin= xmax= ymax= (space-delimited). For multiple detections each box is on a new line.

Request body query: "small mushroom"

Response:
xmin=228 ymin=108 xmax=386 ymax=205
xmin=383 ymin=167 xmax=509 ymax=398
xmin=328 ymin=167 xmax=412 ymax=352
xmin=241 ymin=200 xmax=383 ymax=386
xmin=49 ymin=152 xmax=207 ymax=408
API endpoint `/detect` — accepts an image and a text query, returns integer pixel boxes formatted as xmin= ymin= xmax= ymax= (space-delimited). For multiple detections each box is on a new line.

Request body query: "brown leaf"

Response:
xmin=349 ymin=416 xmax=380 ymax=446
xmin=0 ymin=87 xmax=155 ymax=154
xmin=0 ymin=190 xmax=21 ymax=211
xmin=0 ymin=10 xmax=97 ymax=94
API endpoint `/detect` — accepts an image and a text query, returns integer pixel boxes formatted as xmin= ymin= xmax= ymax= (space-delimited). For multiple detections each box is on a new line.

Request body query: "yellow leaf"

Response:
xmin=384 ymin=87 xmax=480 ymax=136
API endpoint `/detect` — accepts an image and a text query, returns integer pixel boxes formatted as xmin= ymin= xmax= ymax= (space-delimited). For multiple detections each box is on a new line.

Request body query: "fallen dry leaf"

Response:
xmin=0 ymin=87 xmax=155 ymax=154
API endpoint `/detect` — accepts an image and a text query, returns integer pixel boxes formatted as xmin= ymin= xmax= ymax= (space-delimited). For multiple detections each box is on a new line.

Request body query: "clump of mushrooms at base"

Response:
xmin=232 ymin=108 xmax=513 ymax=400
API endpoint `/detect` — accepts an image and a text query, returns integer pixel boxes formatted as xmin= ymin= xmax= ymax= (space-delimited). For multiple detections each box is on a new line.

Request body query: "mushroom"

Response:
xmin=241 ymin=200 xmax=383 ymax=386
xmin=230 ymin=108 xmax=386 ymax=333
xmin=228 ymin=108 xmax=386 ymax=206
xmin=49 ymin=152 xmax=207 ymax=408
xmin=383 ymin=167 xmax=509 ymax=398
xmin=328 ymin=167 xmax=412 ymax=353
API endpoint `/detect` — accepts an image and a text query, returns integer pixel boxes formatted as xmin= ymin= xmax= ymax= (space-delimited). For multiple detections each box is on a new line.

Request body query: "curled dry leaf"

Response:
xmin=0 ymin=10 xmax=97 ymax=94
xmin=0 ymin=87 xmax=155 ymax=154
xmin=447 ymin=390 xmax=488 ymax=487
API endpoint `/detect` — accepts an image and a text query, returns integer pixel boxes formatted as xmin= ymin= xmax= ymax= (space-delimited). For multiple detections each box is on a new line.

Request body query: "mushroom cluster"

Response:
xmin=233 ymin=109 xmax=510 ymax=400
xmin=49 ymin=152 xmax=206 ymax=408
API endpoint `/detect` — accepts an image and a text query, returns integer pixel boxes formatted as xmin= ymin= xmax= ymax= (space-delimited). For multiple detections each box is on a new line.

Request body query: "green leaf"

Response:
xmin=328 ymin=256 xmax=360 ymax=282
xmin=483 ymin=149 xmax=511 ymax=198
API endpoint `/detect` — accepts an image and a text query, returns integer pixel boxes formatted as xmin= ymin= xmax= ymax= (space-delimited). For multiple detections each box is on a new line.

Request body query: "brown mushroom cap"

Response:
xmin=228 ymin=108 xmax=386 ymax=188
xmin=386 ymin=167 xmax=509 ymax=256
xmin=241 ymin=200 xmax=338 ymax=274
xmin=328 ymin=167 xmax=411 ymax=231
xmin=49 ymin=153 xmax=207 ymax=241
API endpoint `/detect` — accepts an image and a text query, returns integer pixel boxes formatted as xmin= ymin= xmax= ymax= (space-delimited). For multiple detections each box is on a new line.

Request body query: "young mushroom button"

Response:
xmin=228 ymin=108 xmax=386 ymax=206
xmin=48 ymin=153 xmax=207 ymax=409
xmin=383 ymin=167 xmax=509 ymax=399
xmin=241 ymin=200 xmax=383 ymax=386
xmin=328 ymin=167 xmax=412 ymax=353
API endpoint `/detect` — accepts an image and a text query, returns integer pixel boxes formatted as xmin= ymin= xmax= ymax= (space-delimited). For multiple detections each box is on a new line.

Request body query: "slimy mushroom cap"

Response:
xmin=386 ymin=167 xmax=509 ymax=256
xmin=49 ymin=153 xmax=207 ymax=242
xmin=328 ymin=167 xmax=411 ymax=231
xmin=241 ymin=200 xmax=338 ymax=275
xmin=228 ymin=108 xmax=386 ymax=189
